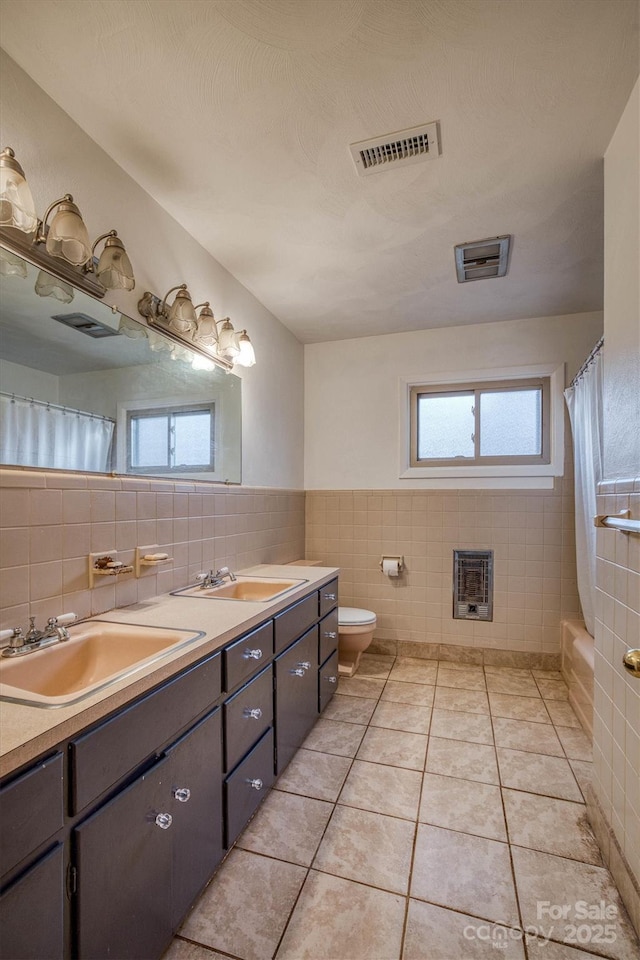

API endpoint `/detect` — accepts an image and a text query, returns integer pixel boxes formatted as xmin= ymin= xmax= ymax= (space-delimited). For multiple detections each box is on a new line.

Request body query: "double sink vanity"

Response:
xmin=0 ymin=564 xmax=340 ymax=960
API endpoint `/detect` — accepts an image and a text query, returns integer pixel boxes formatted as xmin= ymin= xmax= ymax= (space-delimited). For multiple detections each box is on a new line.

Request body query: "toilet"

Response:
xmin=338 ymin=607 xmax=377 ymax=677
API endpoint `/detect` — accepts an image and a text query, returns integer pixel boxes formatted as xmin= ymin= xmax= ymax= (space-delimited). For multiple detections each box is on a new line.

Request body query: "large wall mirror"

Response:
xmin=0 ymin=248 xmax=241 ymax=483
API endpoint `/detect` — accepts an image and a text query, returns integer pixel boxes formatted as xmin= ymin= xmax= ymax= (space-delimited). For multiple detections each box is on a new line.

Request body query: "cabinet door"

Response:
xmin=0 ymin=844 xmax=64 ymax=960
xmin=319 ymin=650 xmax=339 ymax=713
xmin=166 ymin=709 xmax=223 ymax=929
xmin=224 ymin=665 xmax=273 ymax=773
xmin=274 ymin=627 xmax=318 ymax=774
xmin=74 ymin=757 xmax=172 ymax=960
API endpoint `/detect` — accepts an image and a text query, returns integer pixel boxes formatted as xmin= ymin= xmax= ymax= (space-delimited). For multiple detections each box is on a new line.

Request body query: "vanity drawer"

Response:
xmin=0 ymin=752 xmax=64 ymax=878
xmin=319 ymin=579 xmax=339 ymax=618
xmin=319 ymin=651 xmax=339 ymax=713
xmin=70 ymin=652 xmax=222 ymax=814
xmin=274 ymin=593 xmax=318 ymax=654
xmin=224 ymin=621 xmax=274 ymax=692
xmin=319 ymin=607 xmax=339 ymax=665
xmin=224 ymin=666 xmax=273 ymax=773
xmin=225 ymin=728 xmax=275 ymax=848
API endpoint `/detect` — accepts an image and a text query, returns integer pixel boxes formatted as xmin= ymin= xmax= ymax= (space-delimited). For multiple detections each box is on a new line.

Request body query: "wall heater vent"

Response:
xmin=454 ymin=235 xmax=511 ymax=282
xmin=453 ymin=549 xmax=493 ymax=621
xmin=349 ymin=121 xmax=440 ymax=177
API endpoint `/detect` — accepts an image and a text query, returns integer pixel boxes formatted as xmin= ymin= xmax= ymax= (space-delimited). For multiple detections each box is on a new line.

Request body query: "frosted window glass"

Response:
xmin=131 ymin=416 xmax=167 ymax=467
xmin=480 ymin=389 xmax=542 ymax=456
xmin=418 ymin=393 xmax=474 ymax=459
xmin=173 ymin=411 xmax=212 ymax=466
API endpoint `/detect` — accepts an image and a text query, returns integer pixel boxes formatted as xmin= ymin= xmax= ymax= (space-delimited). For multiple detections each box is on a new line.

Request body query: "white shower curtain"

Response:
xmin=564 ymin=347 xmax=603 ymax=636
xmin=0 ymin=395 xmax=115 ymax=473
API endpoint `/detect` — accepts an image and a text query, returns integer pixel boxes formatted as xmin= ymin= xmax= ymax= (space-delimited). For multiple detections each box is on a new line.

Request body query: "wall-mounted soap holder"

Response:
xmin=88 ymin=551 xmax=134 ymax=588
xmin=135 ymin=545 xmax=173 ymax=577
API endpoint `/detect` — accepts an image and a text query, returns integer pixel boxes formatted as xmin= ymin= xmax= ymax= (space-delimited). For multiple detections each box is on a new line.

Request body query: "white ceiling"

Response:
xmin=0 ymin=0 xmax=638 ymax=343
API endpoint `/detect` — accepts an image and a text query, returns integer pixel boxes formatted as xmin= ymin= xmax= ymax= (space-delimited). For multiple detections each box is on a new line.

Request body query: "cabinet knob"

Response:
xmin=173 ymin=787 xmax=191 ymax=803
xmin=290 ymin=667 xmax=306 ymax=677
xmin=155 ymin=812 xmax=173 ymax=830
xmin=243 ymin=648 xmax=263 ymax=660
xmin=324 ymin=631 xmax=337 ymax=639
xmin=246 ymin=778 xmax=263 ymax=791
xmin=323 ymin=593 xmax=336 ymax=601
xmin=297 ymin=661 xmax=312 ymax=671
xmin=243 ymin=707 xmax=263 ymax=720
xmin=327 ymin=675 xmax=337 ymax=684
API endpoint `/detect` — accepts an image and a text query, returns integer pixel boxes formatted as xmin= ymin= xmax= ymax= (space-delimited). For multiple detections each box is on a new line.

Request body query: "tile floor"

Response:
xmin=164 ymin=655 xmax=639 ymax=960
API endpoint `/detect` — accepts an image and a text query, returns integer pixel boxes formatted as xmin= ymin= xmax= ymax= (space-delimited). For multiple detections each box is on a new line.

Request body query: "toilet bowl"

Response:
xmin=338 ymin=607 xmax=377 ymax=677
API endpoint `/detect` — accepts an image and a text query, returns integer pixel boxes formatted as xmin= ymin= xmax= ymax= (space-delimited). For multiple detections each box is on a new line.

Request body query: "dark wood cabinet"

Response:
xmin=0 ymin=844 xmax=65 ymax=960
xmin=225 ymin=728 xmax=275 ymax=848
xmin=275 ymin=626 xmax=319 ymax=774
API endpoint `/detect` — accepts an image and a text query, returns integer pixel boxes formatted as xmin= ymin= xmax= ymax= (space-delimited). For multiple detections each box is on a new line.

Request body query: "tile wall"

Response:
xmin=0 ymin=469 xmax=305 ymax=635
xmin=591 ymin=478 xmax=640 ymax=899
xmin=306 ymin=482 xmax=581 ymax=657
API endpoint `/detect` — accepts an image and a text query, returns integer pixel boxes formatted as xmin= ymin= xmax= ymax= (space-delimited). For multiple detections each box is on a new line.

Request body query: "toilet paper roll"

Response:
xmin=382 ymin=558 xmax=400 ymax=577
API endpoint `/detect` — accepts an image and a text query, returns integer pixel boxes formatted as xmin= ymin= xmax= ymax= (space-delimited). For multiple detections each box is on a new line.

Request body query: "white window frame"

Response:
xmin=126 ymin=402 xmax=216 ymax=475
xmin=398 ymin=363 xmax=565 ymax=489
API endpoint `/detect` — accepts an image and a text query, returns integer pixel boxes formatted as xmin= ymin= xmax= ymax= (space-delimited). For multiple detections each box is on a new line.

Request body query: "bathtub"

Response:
xmin=561 ymin=619 xmax=594 ymax=736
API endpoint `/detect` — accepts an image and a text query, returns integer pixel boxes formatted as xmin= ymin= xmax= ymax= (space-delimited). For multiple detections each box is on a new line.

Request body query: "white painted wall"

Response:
xmin=305 ymin=311 xmax=603 ymax=489
xmin=603 ymin=78 xmax=640 ymax=479
xmin=0 ymin=50 xmax=304 ymax=489
xmin=0 ymin=358 xmax=59 ymax=402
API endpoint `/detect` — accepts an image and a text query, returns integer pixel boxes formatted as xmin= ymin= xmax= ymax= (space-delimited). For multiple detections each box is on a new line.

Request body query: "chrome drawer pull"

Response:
xmin=243 ymin=648 xmax=263 ymax=660
xmin=173 ymin=787 xmax=191 ymax=803
xmin=247 ymin=778 xmax=263 ymax=791
xmin=324 ymin=631 xmax=337 ymax=639
xmin=243 ymin=707 xmax=263 ymax=720
xmin=297 ymin=661 xmax=312 ymax=671
xmin=327 ymin=676 xmax=337 ymax=684
xmin=155 ymin=812 xmax=173 ymax=830
xmin=323 ymin=593 xmax=336 ymax=601
xmin=290 ymin=667 xmax=306 ymax=677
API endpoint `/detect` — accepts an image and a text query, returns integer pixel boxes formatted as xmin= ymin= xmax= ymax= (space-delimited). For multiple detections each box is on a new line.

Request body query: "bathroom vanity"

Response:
xmin=0 ymin=566 xmax=339 ymax=960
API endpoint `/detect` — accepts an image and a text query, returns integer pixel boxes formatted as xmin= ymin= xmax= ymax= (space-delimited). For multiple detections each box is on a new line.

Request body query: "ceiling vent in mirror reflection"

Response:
xmin=52 ymin=312 xmax=120 ymax=338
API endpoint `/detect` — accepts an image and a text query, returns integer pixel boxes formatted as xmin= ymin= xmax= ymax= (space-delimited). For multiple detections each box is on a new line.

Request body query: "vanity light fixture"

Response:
xmin=0 ymin=147 xmax=37 ymax=233
xmin=37 ymin=194 xmax=92 ymax=266
xmin=34 ymin=270 xmax=74 ymax=303
xmin=90 ymin=230 xmax=135 ymax=291
xmin=235 ymin=330 xmax=256 ymax=368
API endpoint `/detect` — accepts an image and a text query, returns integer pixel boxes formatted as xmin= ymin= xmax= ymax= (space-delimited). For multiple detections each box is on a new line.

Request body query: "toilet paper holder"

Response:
xmin=380 ymin=555 xmax=404 ymax=574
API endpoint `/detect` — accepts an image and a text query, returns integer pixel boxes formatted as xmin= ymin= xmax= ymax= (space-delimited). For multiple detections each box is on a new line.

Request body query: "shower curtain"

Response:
xmin=564 ymin=346 xmax=603 ymax=636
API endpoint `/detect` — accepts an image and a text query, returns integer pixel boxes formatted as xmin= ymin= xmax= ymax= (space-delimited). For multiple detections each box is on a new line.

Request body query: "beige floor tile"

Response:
xmin=497 ymin=747 xmax=583 ymax=801
xmin=237 ymin=789 xmax=333 ymax=866
xmin=485 ymin=665 xmax=534 ymax=678
xmin=531 ymin=669 xmax=564 ymax=680
xmin=276 ymin=748 xmax=352 ymax=802
xmin=162 ymin=941 xmax=228 ymax=960
xmin=338 ymin=676 xmax=386 ymax=699
xmin=388 ymin=657 xmax=438 ymax=685
xmin=489 ymin=692 xmax=551 ymax=723
xmin=356 ymin=653 xmax=395 ymax=679
xmin=503 ymin=789 xmax=602 ymax=864
xmin=276 ymin=870 xmax=405 ymax=960
xmin=535 ymin=677 xmax=569 ymax=700
xmin=180 ymin=848 xmax=306 ymax=960
xmin=303 ymin=718 xmax=366 ymax=757
xmin=381 ymin=679 xmax=435 ymax=706
xmin=437 ymin=665 xmax=487 ymax=691
xmin=313 ymin=804 xmax=415 ymax=894
xmin=430 ymin=708 xmax=494 ymax=744
xmin=426 ymin=736 xmax=499 ymax=785
xmin=526 ymin=938 xmax=603 ymax=959
xmin=411 ymin=824 xmax=519 ymax=926
xmin=339 ymin=759 xmax=422 ymax=820
xmin=556 ymin=725 xmax=593 ymax=761
xmin=493 ymin=717 xmax=563 ymax=756
xmin=545 ymin=700 xmax=582 ymax=728
xmin=433 ymin=685 xmax=490 ymax=714
xmin=512 ymin=847 xmax=640 ymax=960
xmin=569 ymin=759 xmax=593 ymax=799
xmin=322 ymin=693 xmax=378 ymax=724
xmin=403 ymin=900 xmax=525 ymax=959
xmin=485 ymin=674 xmax=541 ymax=697
xmin=370 ymin=700 xmax=432 ymax=734
xmin=357 ymin=725 xmax=428 ymax=770
xmin=419 ymin=772 xmax=507 ymax=841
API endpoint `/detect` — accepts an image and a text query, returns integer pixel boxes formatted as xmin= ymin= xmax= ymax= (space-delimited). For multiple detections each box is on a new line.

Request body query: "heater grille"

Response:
xmin=350 ymin=122 xmax=440 ymax=177
xmin=51 ymin=313 xmax=119 ymax=338
xmin=453 ymin=550 xmax=493 ymax=621
xmin=454 ymin=236 xmax=511 ymax=282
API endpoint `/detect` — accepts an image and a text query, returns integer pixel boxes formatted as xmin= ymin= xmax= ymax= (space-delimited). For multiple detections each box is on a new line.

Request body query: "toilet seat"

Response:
xmin=338 ymin=606 xmax=376 ymax=627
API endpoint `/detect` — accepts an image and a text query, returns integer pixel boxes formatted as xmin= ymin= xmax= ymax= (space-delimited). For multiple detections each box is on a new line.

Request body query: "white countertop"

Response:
xmin=0 ymin=564 xmax=338 ymax=778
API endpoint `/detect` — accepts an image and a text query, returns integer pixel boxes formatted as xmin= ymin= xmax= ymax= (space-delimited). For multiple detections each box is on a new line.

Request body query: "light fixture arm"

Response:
xmin=160 ymin=283 xmax=188 ymax=319
xmin=35 ymin=193 xmax=73 ymax=244
xmin=91 ymin=229 xmax=118 ymax=256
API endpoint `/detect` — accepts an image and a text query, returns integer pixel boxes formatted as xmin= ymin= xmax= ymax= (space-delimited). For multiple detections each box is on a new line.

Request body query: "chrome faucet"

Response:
xmin=1 ymin=613 xmax=76 ymax=658
xmin=195 ymin=566 xmax=237 ymax=589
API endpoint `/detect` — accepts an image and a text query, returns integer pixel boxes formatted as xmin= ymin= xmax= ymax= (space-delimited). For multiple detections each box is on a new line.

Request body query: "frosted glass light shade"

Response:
xmin=217 ymin=319 xmax=240 ymax=360
xmin=35 ymin=270 xmax=74 ymax=303
xmin=235 ymin=330 xmax=256 ymax=367
xmin=0 ymin=248 xmax=28 ymax=278
xmin=45 ymin=198 xmax=91 ymax=266
xmin=96 ymin=235 xmax=135 ymax=290
xmin=0 ymin=148 xmax=37 ymax=233
xmin=167 ymin=288 xmax=197 ymax=333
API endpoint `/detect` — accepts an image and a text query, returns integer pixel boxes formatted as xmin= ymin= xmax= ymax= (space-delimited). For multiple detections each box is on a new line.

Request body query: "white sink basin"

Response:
xmin=173 ymin=576 xmax=307 ymax=602
xmin=0 ymin=621 xmax=205 ymax=708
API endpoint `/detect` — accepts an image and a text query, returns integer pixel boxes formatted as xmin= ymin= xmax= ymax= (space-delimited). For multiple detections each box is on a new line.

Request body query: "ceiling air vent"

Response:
xmin=350 ymin=121 xmax=440 ymax=177
xmin=454 ymin=235 xmax=511 ymax=282
xmin=51 ymin=313 xmax=119 ymax=338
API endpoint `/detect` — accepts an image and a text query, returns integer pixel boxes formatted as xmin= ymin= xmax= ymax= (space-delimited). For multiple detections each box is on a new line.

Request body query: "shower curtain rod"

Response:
xmin=0 ymin=392 xmax=115 ymax=424
xmin=570 ymin=337 xmax=604 ymax=387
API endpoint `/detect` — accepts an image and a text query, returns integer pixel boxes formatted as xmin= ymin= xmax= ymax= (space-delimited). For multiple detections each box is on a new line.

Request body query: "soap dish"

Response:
xmin=89 ymin=551 xmax=134 ymax=588
xmin=135 ymin=545 xmax=174 ymax=577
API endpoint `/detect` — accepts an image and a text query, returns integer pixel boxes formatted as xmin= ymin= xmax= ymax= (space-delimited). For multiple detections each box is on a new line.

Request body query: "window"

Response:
xmin=409 ymin=377 xmax=550 ymax=468
xmin=127 ymin=403 xmax=215 ymax=474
